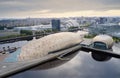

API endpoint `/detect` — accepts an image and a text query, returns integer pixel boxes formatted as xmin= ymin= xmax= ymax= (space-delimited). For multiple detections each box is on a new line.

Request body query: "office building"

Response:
xmin=52 ymin=19 xmax=60 ymax=31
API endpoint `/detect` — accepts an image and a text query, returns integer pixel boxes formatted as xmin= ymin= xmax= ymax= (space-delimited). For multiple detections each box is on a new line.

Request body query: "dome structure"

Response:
xmin=93 ymin=35 xmax=114 ymax=48
xmin=65 ymin=20 xmax=79 ymax=27
xmin=18 ymin=32 xmax=84 ymax=61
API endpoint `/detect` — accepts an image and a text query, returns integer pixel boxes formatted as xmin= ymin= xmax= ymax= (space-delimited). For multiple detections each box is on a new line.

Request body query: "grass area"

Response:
xmin=113 ymin=37 xmax=120 ymax=43
xmin=0 ymin=31 xmax=20 ymax=37
xmin=0 ymin=34 xmax=27 ymax=40
xmin=0 ymin=30 xmax=33 ymax=40
xmin=84 ymin=34 xmax=96 ymax=39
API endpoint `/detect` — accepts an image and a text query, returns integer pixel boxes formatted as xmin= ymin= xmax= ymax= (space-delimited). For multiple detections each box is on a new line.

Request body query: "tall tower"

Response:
xmin=52 ymin=19 xmax=60 ymax=31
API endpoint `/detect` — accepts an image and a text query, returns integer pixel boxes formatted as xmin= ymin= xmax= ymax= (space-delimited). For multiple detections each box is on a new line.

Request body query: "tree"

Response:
xmin=20 ymin=30 xmax=32 ymax=35
xmin=0 ymin=26 xmax=5 ymax=30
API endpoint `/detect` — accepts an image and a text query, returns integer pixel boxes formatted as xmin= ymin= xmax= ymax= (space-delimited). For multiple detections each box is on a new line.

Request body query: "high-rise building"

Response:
xmin=52 ymin=19 xmax=60 ymax=31
xmin=99 ymin=17 xmax=107 ymax=24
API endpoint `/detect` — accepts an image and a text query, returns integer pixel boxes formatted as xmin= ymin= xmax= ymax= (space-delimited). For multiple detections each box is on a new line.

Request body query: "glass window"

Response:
xmin=93 ymin=42 xmax=107 ymax=50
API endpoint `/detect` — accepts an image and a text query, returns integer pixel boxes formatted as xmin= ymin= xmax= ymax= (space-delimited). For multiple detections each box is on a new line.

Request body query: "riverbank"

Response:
xmin=0 ymin=30 xmax=19 ymax=37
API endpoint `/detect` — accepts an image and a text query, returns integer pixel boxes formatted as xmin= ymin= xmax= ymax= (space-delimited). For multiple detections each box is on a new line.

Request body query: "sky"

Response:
xmin=0 ymin=0 xmax=120 ymax=18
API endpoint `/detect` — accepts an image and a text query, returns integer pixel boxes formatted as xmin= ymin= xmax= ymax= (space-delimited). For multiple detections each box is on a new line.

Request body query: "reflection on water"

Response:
xmin=11 ymin=44 xmax=120 ymax=78
xmin=11 ymin=52 xmax=120 ymax=78
xmin=33 ymin=51 xmax=79 ymax=70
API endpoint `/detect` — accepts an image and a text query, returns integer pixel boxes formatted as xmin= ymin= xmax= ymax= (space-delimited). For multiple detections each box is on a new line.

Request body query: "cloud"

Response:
xmin=0 ymin=0 xmax=120 ymax=18
xmin=0 ymin=10 xmax=120 ymax=18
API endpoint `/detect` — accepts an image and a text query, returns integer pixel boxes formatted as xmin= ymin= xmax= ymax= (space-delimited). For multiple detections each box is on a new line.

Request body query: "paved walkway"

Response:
xmin=0 ymin=54 xmax=9 ymax=61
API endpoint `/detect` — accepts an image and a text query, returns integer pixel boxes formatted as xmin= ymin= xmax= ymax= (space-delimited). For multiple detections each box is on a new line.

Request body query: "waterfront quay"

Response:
xmin=0 ymin=32 xmax=53 ymax=44
xmin=0 ymin=47 xmax=18 ymax=55
xmin=0 ymin=32 xmax=55 ymax=55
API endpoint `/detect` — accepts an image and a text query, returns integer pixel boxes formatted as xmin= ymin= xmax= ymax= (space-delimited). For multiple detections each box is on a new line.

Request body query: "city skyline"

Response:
xmin=0 ymin=0 xmax=120 ymax=18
